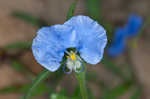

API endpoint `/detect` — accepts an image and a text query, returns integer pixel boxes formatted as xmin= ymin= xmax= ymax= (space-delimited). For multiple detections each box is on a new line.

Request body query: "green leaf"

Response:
xmin=66 ymin=0 xmax=78 ymax=20
xmin=11 ymin=60 xmax=27 ymax=72
xmin=23 ymin=69 xmax=51 ymax=99
xmin=50 ymin=93 xmax=68 ymax=99
xmin=72 ymin=86 xmax=95 ymax=99
xmin=102 ymin=81 xmax=133 ymax=99
xmin=50 ymin=90 xmax=68 ymax=99
xmin=87 ymin=88 xmax=95 ymax=99
xmin=0 ymin=83 xmax=50 ymax=97
xmin=4 ymin=42 xmax=32 ymax=50
xmin=51 ymin=59 xmax=67 ymax=83
xmin=12 ymin=11 xmax=46 ymax=27
xmin=72 ymin=86 xmax=81 ymax=99
xmin=99 ymin=80 xmax=110 ymax=92
xmin=30 ymin=82 xmax=51 ymax=97
xmin=103 ymin=23 xmax=114 ymax=44
xmin=0 ymin=83 xmax=49 ymax=94
xmin=52 ymin=69 xmax=64 ymax=83
xmin=11 ymin=59 xmax=36 ymax=80
xmin=101 ymin=57 xmax=128 ymax=81
xmin=130 ymin=88 xmax=142 ymax=99
xmin=85 ymin=0 xmax=101 ymax=21
xmin=0 ymin=84 xmax=29 ymax=94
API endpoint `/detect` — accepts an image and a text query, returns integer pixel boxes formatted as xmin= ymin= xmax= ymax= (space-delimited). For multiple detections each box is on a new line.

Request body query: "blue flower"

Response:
xmin=32 ymin=15 xmax=107 ymax=72
xmin=124 ymin=14 xmax=143 ymax=37
xmin=107 ymin=14 xmax=143 ymax=57
xmin=107 ymin=28 xmax=126 ymax=57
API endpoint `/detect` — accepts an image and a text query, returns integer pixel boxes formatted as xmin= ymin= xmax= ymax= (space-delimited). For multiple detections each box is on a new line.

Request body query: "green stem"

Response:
xmin=75 ymin=68 xmax=88 ymax=99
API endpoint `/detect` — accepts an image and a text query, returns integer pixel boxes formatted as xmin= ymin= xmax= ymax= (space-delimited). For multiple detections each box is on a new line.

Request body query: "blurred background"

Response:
xmin=0 ymin=0 xmax=150 ymax=99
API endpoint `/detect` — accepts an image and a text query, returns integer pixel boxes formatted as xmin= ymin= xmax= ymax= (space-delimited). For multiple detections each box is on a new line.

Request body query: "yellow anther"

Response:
xmin=70 ymin=52 xmax=76 ymax=61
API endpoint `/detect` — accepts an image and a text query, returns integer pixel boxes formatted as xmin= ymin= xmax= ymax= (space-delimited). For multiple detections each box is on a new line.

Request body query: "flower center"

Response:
xmin=70 ymin=52 xmax=76 ymax=61
xmin=63 ymin=51 xmax=84 ymax=74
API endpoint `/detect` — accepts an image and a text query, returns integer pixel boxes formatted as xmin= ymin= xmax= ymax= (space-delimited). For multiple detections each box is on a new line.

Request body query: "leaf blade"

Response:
xmin=130 ymin=88 xmax=142 ymax=99
xmin=4 ymin=42 xmax=32 ymax=50
xmin=66 ymin=0 xmax=78 ymax=20
xmin=85 ymin=0 xmax=101 ymax=21
xmin=102 ymin=81 xmax=133 ymax=99
xmin=12 ymin=11 xmax=46 ymax=27
xmin=23 ymin=69 xmax=51 ymax=99
xmin=101 ymin=57 xmax=128 ymax=80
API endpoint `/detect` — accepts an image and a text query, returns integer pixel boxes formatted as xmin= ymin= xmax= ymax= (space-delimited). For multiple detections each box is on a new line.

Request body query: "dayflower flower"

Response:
xmin=32 ymin=15 xmax=107 ymax=73
xmin=107 ymin=28 xmax=126 ymax=57
xmin=124 ymin=14 xmax=143 ymax=37
xmin=107 ymin=14 xmax=143 ymax=57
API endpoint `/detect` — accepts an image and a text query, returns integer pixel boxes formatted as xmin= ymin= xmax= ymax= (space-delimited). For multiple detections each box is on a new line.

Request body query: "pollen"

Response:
xmin=70 ymin=52 xmax=76 ymax=61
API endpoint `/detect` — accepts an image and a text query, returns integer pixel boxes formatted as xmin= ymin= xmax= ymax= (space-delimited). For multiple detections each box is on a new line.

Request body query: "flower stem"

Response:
xmin=75 ymin=68 xmax=88 ymax=99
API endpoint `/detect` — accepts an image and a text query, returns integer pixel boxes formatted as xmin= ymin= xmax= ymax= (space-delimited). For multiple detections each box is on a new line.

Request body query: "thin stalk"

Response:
xmin=75 ymin=66 xmax=88 ymax=99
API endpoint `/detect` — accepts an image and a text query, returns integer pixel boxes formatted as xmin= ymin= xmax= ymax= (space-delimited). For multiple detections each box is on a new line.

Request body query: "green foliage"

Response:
xmin=0 ymin=83 xmax=50 ymax=96
xmin=12 ymin=11 xmax=46 ymax=27
xmin=11 ymin=59 xmax=35 ymax=79
xmin=4 ymin=42 xmax=32 ymax=50
xmin=87 ymin=88 xmax=95 ymax=99
xmin=103 ymin=24 xmax=114 ymax=44
xmin=23 ymin=69 xmax=51 ymax=99
xmin=102 ymin=81 xmax=133 ymax=99
xmin=50 ymin=90 xmax=68 ymax=99
xmin=31 ymin=82 xmax=51 ymax=97
xmin=101 ymin=57 xmax=128 ymax=81
xmin=52 ymin=68 xmax=64 ymax=83
xmin=72 ymin=86 xmax=95 ymax=99
xmin=130 ymin=88 xmax=142 ymax=99
xmin=0 ymin=84 xmax=29 ymax=94
xmin=132 ymin=17 xmax=150 ymax=48
xmin=75 ymin=70 xmax=88 ymax=99
xmin=85 ymin=0 xmax=101 ymax=21
xmin=11 ymin=60 xmax=27 ymax=72
xmin=66 ymin=0 xmax=78 ymax=20
xmin=137 ymin=16 xmax=150 ymax=38
xmin=86 ymin=72 xmax=97 ymax=82
xmin=72 ymin=86 xmax=81 ymax=99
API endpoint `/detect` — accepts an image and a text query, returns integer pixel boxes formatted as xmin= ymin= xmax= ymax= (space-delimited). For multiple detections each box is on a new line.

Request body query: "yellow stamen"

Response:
xmin=70 ymin=52 xmax=76 ymax=61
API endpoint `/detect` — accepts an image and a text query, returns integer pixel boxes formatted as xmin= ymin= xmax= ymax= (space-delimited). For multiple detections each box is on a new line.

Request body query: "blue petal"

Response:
xmin=107 ymin=40 xmax=126 ymax=57
xmin=107 ymin=27 xmax=126 ymax=57
xmin=32 ymin=24 xmax=77 ymax=72
xmin=125 ymin=14 xmax=143 ymax=37
xmin=65 ymin=15 xmax=107 ymax=64
xmin=107 ymin=14 xmax=143 ymax=57
xmin=113 ymin=27 xmax=126 ymax=42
